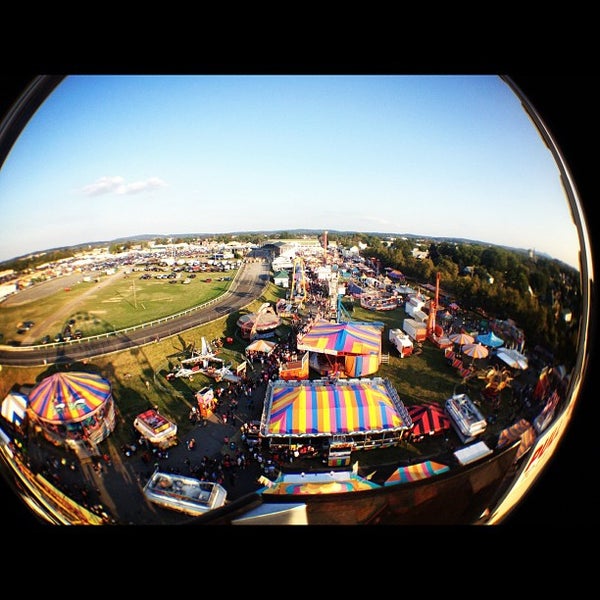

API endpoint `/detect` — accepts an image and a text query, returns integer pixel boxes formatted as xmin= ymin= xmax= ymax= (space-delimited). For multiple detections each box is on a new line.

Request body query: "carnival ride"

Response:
xmin=133 ymin=409 xmax=178 ymax=449
xmin=426 ymin=272 xmax=452 ymax=349
xmin=297 ymin=318 xmax=384 ymax=378
xmin=359 ymin=295 xmax=399 ymax=311
xmin=289 ymin=256 xmax=308 ymax=309
xmin=27 ymin=371 xmax=116 ymax=448
xmin=143 ymin=469 xmax=227 ymax=517
xmin=170 ymin=337 xmax=240 ymax=383
xmin=480 ymin=364 xmax=514 ymax=405
xmin=237 ymin=302 xmax=281 ymax=340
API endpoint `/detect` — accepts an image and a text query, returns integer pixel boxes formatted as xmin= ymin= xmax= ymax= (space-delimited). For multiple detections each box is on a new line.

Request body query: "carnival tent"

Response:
xmin=28 ymin=371 xmax=112 ymax=425
xmin=236 ymin=304 xmax=281 ymax=338
xmin=476 ymin=331 xmax=504 ymax=348
xmin=296 ymin=319 xmax=381 ymax=357
xmin=449 ymin=332 xmax=474 ymax=346
xmin=384 ymin=460 xmax=450 ymax=485
xmin=261 ymin=378 xmax=412 ymax=437
xmin=461 ymin=343 xmax=489 ymax=360
xmin=245 ymin=339 xmax=277 ymax=355
xmin=496 ymin=348 xmax=528 ymax=370
xmin=1 ymin=391 xmax=28 ymax=427
xmin=296 ymin=319 xmax=383 ymax=377
xmin=407 ymin=403 xmax=452 ymax=438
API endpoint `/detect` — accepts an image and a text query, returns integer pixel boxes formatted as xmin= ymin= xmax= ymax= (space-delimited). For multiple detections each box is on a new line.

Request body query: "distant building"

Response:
xmin=273 ymin=270 xmax=290 ymax=287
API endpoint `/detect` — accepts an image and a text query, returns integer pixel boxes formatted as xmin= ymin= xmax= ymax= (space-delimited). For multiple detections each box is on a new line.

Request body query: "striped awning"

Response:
xmin=384 ymin=461 xmax=450 ymax=485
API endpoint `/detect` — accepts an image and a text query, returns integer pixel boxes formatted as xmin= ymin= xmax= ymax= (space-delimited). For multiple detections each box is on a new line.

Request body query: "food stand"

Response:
xmin=326 ymin=438 xmax=354 ymax=467
xmin=195 ymin=386 xmax=215 ymax=419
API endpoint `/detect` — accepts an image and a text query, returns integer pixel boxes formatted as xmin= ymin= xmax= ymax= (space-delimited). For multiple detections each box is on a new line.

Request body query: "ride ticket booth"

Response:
xmin=326 ymin=436 xmax=354 ymax=467
xmin=196 ymin=386 xmax=215 ymax=419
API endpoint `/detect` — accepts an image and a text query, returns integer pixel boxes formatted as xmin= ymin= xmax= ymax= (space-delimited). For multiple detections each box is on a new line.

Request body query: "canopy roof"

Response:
xmin=384 ymin=461 xmax=450 ymax=485
xmin=28 ymin=371 xmax=112 ymax=425
xmin=407 ymin=403 xmax=452 ymax=437
xmin=261 ymin=377 xmax=412 ymax=437
xmin=1 ymin=391 xmax=28 ymax=426
xmin=496 ymin=348 xmax=528 ymax=370
xmin=296 ymin=319 xmax=381 ymax=357
xmin=262 ymin=471 xmax=381 ymax=495
xmin=461 ymin=342 xmax=489 ymax=359
xmin=245 ymin=339 xmax=277 ymax=355
xmin=476 ymin=331 xmax=504 ymax=348
xmin=449 ymin=332 xmax=474 ymax=345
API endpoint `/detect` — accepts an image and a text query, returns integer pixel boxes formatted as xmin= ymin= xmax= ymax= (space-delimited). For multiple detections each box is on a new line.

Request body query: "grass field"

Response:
xmin=0 ymin=270 xmax=237 ymax=344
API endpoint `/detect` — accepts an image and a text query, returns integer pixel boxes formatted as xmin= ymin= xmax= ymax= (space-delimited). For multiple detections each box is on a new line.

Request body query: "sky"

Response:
xmin=0 ymin=75 xmax=583 ymax=269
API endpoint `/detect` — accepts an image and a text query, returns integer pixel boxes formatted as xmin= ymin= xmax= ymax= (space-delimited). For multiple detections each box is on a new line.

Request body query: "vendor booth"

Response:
xmin=279 ymin=351 xmax=310 ymax=381
xmin=195 ymin=386 xmax=216 ymax=418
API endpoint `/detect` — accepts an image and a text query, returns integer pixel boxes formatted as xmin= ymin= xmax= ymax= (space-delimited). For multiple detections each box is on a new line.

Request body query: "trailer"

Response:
xmin=405 ymin=296 xmax=425 ymax=318
xmin=444 ymin=394 xmax=487 ymax=444
xmin=389 ymin=328 xmax=414 ymax=358
xmin=402 ymin=318 xmax=427 ymax=343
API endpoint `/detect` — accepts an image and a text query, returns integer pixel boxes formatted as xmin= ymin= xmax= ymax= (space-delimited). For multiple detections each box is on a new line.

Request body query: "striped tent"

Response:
xmin=28 ymin=371 xmax=112 ymax=425
xmin=407 ymin=403 xmax=452 ymax=438
xmin=296 ymin=319 xmax=382 ymax=377
xmin=296 ymin=319 xmax=381 ymax=357
xmin=1 ymin=391 xmax=28 ymax=427
xmin=261 ymin=471 xmax=381 ymax=495
xmin=262 ymin=378 xmax=412 ymax=437
xmin=384 ymin=460 xmax=450 ymax=485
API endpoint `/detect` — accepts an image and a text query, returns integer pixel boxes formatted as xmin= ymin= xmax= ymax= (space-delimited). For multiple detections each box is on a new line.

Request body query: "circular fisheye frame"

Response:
xmin=0 ymin=75 xmax=594 ymax=526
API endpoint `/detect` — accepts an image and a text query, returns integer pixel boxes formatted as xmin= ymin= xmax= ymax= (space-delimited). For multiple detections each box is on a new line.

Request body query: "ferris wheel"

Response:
xmin=289 ymin=256 xmax=308 ymax=308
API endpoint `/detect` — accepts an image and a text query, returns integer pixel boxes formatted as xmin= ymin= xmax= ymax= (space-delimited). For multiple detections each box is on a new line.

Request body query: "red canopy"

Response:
xmin=407 ymin=402 xmax=451 ymax=438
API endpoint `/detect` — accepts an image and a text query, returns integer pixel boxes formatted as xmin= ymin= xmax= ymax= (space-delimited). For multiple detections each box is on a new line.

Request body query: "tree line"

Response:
xmin=329 ymin=233 xmax=581 ymax=369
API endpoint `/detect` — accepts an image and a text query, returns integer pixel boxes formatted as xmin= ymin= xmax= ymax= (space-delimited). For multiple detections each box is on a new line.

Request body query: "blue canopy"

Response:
xmin=476 ymin=331 xmax=504 ymax=348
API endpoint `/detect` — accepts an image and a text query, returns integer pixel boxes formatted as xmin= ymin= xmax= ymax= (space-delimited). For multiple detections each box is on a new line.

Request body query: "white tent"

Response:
xmin=245 ymin=339 xmax=277 ymax=355
xmin=496 ymin=348 xmax=528 ymax=370
xmin=1 ymin=391 xmax=28 ymax=426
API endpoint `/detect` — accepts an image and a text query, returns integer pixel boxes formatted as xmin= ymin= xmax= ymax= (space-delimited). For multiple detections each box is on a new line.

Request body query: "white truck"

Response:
xmin=389 ymin=328 xmax=414 ymax=358
xmin=402 ymin=318 xmax=427 ymax=343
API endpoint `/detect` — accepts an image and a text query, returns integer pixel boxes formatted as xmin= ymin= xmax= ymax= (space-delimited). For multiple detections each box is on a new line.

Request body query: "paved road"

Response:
xmin=0 ymin=259 xmax=271 ymax=367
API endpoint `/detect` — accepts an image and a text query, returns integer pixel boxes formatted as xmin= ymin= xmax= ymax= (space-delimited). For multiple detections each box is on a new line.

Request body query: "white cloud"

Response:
xmin=82 ymin=176 xmax=167 ymax=196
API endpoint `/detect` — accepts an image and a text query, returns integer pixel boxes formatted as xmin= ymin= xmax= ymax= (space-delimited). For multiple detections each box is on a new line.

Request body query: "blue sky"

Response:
xmin=0 ymin=75 xmax=582 ymax=268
